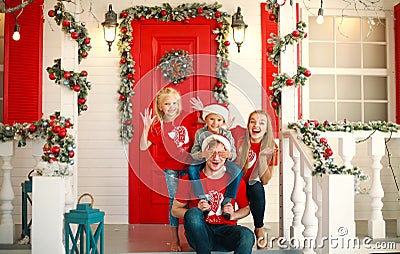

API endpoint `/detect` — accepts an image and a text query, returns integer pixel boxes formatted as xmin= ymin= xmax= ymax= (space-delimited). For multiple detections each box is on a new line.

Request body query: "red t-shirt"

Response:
xmin=243 ymin=141 xmax=261 ymax=183
xmin=176 ymin=171 xmax=249 ymax=225
xmin=147 ymin=111 xmax=199 ymax=170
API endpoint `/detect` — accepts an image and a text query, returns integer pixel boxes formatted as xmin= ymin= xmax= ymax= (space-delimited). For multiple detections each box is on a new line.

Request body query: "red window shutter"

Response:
xmin=3 ymin=0 xmax=44 ymax=124
xmin=395 ymin=3 xmax=400 ymax=124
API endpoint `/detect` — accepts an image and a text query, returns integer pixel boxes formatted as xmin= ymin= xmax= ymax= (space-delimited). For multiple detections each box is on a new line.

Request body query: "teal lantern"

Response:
xmin=64 ymin=193 xmax=105 ymax=254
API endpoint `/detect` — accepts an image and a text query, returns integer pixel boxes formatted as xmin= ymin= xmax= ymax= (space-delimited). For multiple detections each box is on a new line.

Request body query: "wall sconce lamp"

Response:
xmin=13 ymin=22 xmax=21 ymax=41
xmin=102 ymin=4 xmax=118 ymax=51
xmin=231 ymin=7 xmax=248 ymax=53
xmin=316 ymin=0 xmax=324 ymax=25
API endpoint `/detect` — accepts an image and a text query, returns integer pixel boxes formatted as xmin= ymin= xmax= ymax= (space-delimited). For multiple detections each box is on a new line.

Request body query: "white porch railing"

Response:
xmin=282 ymin=129 xmax=400 ymax=253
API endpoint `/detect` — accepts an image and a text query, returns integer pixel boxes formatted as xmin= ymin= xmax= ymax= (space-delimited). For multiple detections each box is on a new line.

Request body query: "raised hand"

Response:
xmin=140 ymin=108 xmax=156 ymax=130
xmin=190 ymin=96 xmax=204 ymax=111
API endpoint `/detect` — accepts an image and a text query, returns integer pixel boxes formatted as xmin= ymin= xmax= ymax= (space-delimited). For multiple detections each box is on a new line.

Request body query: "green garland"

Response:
xmin=288 ymin=119 xmax=400 ymax=192
xmin=0 ymin=112 xmax=76 ymax=165
xmin=269 ymin=65 xmax=311 ymax=115
xmin=157 ymin=49 xmax=194 ymax=84
xmin=117 ymin=2 xmax=231 ymax=142
xmin=47 ymin=0 xmax=92 ymax=64
xmin=46 ymin=59 xmax=92 ymax=115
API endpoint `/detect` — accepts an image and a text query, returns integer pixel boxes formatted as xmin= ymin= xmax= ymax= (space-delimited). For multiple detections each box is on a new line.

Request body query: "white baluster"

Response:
xmin=312 ymin=176 xmax=322 ymax=249
xmin=0 ymin=141 xmax=15 ymax=243
xmin=302 ymin=166 xmax=318 ymax=254
xmin=290 ymin=142 xmax=305 ymax=240
xmin=368 ymin=133 xmax=385 ymax=239
xmin=339 ymin=134 xmax=355 ymax=169
xmin=31 ymin=138 xmax=46 ymax=168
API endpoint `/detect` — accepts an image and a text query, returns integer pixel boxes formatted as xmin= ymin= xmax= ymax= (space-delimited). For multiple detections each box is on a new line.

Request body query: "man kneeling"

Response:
xmin=172 ymin=134 xmax=254 ymax=254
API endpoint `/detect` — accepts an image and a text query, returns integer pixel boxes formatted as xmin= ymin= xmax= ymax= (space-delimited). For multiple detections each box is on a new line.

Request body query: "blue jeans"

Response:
xmin=246 ymin=181 xmax=265 ymax=228
xmin=183 ymin=208 xmax=254 ymax=254
xmin=164 ymin=169 xmax=188 ymax=227
xmin=188 ymin=160 xmax=243 ymax=202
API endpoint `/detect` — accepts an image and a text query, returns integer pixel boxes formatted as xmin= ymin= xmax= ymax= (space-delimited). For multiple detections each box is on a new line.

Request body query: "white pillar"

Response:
xmin=338 ymin=134 xmax=355 ymax=169
xmin=368 ymin=133 xmax=385 ymax=239
xmin=0 ymin=141 xmax=15 ymax=244
xmin=32 ymin=138 xmax=46 ymax=168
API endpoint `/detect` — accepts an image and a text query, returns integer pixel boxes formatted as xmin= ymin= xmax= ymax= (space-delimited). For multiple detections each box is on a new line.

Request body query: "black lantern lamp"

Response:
xmin=102 ymin=4 xmax=118 ymax=51
xmin=231 ymin=7 xmax=248 ymax=53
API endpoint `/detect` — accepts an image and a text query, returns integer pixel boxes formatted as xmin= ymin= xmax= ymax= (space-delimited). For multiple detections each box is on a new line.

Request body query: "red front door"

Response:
xmin=129 ymin=18 xmax=218 ymax=223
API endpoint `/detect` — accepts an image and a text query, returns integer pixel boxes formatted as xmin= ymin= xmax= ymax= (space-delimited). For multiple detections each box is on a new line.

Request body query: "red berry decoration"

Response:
xmin=62 ymin=19 xmax=70 ymax=27
xmin=222 ymin=61 xmax=229 ymax=68
xmin=29 ymin=124 xmax=37 ymax=132
xmin=269 ymin=14 xmax=276 ymax=21
xmin=78 ymin=97 xmax=86 ymax=105
xmin=292 ymin=30 xmax=300 ymax=37
xmin=215 ymin=12 xmax=221 ymax=18
xmin=63 ymin=72 xmax=71 ymax=79
xmin=127 ymin=73 xmax=134 ymax=80
xmin=80 ymin=70 xmax=88 ymax=76
xmin=53 ymin=125 xmax=61 ymax=133
xmin=49 ymin=73 xmax=56 ymax=80
xmin=65 ymin=120 xmax=71 ymax=128
xmin=286 ymin=79 xmax=295 ymax=86
xmin=58 ymin=128 xmax=67 ymax=138
xmin=325 ymin=148 xmax=333 ymax=157
xmin=125 ymin=120 xmax=131 ymax=125
xmin=224 ymin=41 xmax=230 ymax=46
xmin=161 ymin=10 xmax=167 ymax=16
xmin=81 ymin=52 xmax=88 ymax=58
xmin=271 ymin=101 xmax=279 ymax=109
xmin=68 ymin=151 xmax=75 ymax=158
xmin=71 ymin=32 xmax=79 ymax=40
xmin=83 ymin=38 xmax=91 ymax=44
xmin=121 ymin=11 xmax=128 ymax=18
xmin=304 ymin=122 xmax=309 ymax=127
xmin=51 ymin=146 xmax=60 ymax=154
xmin=119 ymin=94 xmax=126 ymax=101
xmin=121 ymin=27 xmax=128 ymax=33
xmin=73 ymin=85 xmax=81 ymax=92
xmin=139 ymin=16 xmax=146 ymax=21
xmin=267 ymin=46 xmax=274 ymax=53
xmin=320 ymin=137 xmax=328 ymax=144
xmin=216 ymin=81 xmax=223 ymax=88
xmin=217 ymin=23 xmax=223 ymax=29
xmin=197 ymin=8 xmax=204 ymax=14
xmin=120 ymin=58 xmax=127 ymax=64
xmin=304 ymin=33 xmax=308 ymax=38
xmin=304 ymin=69 xmax=311 ymax=77
xmin=48 ymin=10 xmax=55 ymax=17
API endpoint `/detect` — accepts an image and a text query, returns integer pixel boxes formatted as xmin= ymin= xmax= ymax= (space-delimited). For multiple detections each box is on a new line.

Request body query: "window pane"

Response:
xmin=335 ymin=17 xmax=361 ymax=42
xmin=363 ymin=44 xmax=386 ymax=68
xmin=364 ymin=103 xmax=387 ymax=121
xmin=310 ymin=102 xmax=335 ymax=120
xmin=337 ymin=76 xmax=361 ymax=100
xmin=338 ymin=102 xmax=361 ymax=122
xmin=309 ymin=42 xmax=334 ymax=67
xmin=364 ymin=76 xmax=387 ymax=100
xmin=337 ymin=44 xmax=361 ymax=68
xmin=362 ymin=18 xmax=385 ymax=42
xmin=309 ymin=75 xmax=335 ymax=99
xmin=309 ymin=16 xmax=334 ymax=41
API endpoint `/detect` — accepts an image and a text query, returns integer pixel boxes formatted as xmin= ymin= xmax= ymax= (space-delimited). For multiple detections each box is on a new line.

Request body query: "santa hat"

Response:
xmin=202 ymin=104 xmax=229 ymax=123
xmin=201 ymin=134 xmax=231 ymax=152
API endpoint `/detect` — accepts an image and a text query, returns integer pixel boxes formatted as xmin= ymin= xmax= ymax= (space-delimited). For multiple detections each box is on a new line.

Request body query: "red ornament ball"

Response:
xmin=51 ymin=146 xmax=60 ymax=154
xmin=62 ymin=19 xmax=70 ymax=27
xmin=63 ymin=72 xmax=71 ymax=79
xmin=127 ymin=73 xmax=134 ymax=80
xmin=139 ymin=16 xmax=146 ymax=21
xmin=215 ymin=12 xmax=221 ymax=18
xmin=292 ymin=30 xmax=300 ymax=37
xmin=304 ymin=122 xmax=309 ymax=127
xmin=183 ymin=19 xmax=190 ymax=24
xmin=267 ymin=46 xmax=274 ymax=53
xmin=121 ymin=11 xmax=128 ymax=18
xmin=303 ymin=69 xmax=311 ymax=77
xmin=48 ymin=10 xmax=55 ymax=17
xmin=217 ymin=23 xmax=223 ymax=29
xmin=197 ymin=8 xmax=204 ymax=14
xmin=78 ymin=97 xmax=86 ymax=105
xmin=161 ymin=10 xmax=167 ymax=16
xmin=216 ymin=81 xmax=223 ymax=88
xmin=325 ymin=148 xmax=333 ymax=157
xmin=80 ymin=70 xmax=88 ymax=76
xmin=120 ymin=58 xmax=127 ymax=64
xmin=320 ymin=137 xmax=328 ymax=144
xmin=222 ymin=61 xmax=229 ymax=68
xmin=125 ymin=120 xmax=132 ymax=125
xmin=68 ymin=151 xmax=75 ymax=158
xmin=71 ymin=32 xmax=79 ymax=40
xmin=49 ymin=73 xmax=56 ymax=80
xmin=121 ymin=27 xmax=128 ymax=33
xmin=81 ymin=52 xmax=88 ymax=58
xmin=271 ymin=101 xmax=279 ymax=109
xmin=58 ymin=128 xmax=67 ymax=138
xmin=83 ymin=38 xmax=91 ymax=44
xmin=53 ymin=125 xmax=61 ymax=133
xmin=29 ymin=124 xmax=37 ymax=132
xmin=73 ymin=85 xmax=81 ymax=92
xmin=269 ymin=14 xmax=276 ymax=21
xmin=286 ymin=79 xmax=295 ymax=86
xmin=224 ymin=41 xmax=230 ymax=46
xmin=119 ymin=94 xmax=126 ymax=101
